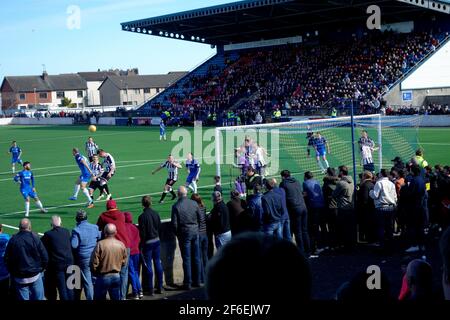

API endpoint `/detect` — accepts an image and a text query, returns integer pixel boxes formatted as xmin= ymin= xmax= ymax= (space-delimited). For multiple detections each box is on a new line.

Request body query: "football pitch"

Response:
xmin=0 ymin=125 xmax=449 ymax=236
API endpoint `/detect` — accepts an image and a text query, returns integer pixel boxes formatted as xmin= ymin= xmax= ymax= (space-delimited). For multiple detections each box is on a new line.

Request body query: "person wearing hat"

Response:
xmin=71 ymin=209 xmax=101 ymax=300
xmin=391 ymin=157 xmax=405 ymax=172
xmin=97 ymin=200 xmax=130 ymax=299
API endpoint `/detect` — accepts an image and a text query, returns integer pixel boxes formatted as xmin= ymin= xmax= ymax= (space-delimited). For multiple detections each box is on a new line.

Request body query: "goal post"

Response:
xmin=214 ymin=114 xmax=422 ymax=185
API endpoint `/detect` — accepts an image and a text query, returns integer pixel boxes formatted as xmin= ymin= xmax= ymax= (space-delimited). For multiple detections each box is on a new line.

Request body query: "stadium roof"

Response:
xmin=121 ymin=0 xmax=450 ymax=46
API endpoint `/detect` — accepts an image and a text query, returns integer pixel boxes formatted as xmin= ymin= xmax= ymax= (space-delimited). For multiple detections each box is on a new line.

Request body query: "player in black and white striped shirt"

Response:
xmin=152 ymin=154 xmax=182 ymax=203
xmin=85 ymin=137 xmax=99 ymax=162
xmin=88 ymin=154 xmax=104 ymax=199
xmin=98 ymin=149 xmax=116 ymax=200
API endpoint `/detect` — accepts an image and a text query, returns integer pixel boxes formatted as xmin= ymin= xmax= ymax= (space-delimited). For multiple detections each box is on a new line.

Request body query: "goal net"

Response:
xmin=214 ymin=114 xmax=422 ymax=191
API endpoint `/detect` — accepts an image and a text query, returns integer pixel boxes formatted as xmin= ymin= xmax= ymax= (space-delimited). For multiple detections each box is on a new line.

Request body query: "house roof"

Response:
xmin=78 ymin=71 xmax=118 ymax=82
xmin=101 ymin=72 xmax=187 ymax=90
xmin=1 ymin=73 xmax=87 ymax=92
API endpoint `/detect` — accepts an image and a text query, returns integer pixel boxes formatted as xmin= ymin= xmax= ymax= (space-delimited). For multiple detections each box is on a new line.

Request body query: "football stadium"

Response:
xmin=0 ymin=0 xmax=450 ymax=307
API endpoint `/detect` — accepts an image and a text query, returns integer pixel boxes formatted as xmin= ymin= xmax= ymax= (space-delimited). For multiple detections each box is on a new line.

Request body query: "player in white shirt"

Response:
xmin=253 ymin=143 xmax=268 ymax=177
xmin=358 ymin=130 xmax=378 ymax=172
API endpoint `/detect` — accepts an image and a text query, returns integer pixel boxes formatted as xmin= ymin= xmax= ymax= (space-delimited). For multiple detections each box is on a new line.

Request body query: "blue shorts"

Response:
xmin=160 ymin=129 xmax=165 ymax=136
xmin=316 ymin=149 xmax=326 ymax=157
xmin=11 ymin=157 xmax=22 ymax=164
xmin=79 ymin=174 xmax=91 ymax=184
xmin=186 ymin=172 xmax=199 ymax=184
xmin=21 ymin=189 xmax=37 ymax=200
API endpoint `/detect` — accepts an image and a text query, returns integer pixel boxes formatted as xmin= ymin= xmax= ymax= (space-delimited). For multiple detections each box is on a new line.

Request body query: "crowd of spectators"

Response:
xmin=0 ymin=148 xmax=449 ymax=301
xmin=385 ymin=104 xmax=450 ymax=115
xmin=150 ymin=30 xmax=444 ymax=119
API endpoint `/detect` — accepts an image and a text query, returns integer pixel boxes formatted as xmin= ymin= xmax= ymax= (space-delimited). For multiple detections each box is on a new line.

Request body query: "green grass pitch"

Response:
xmin=0 ymin=125 xmax=449 ymax=235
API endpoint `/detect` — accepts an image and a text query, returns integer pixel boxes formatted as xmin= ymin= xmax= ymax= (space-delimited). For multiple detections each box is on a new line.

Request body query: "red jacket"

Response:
xmin=97 ymin=209 xmax=130 ymax=248
xmin=124 ymin=212 xmax=140 ymax=255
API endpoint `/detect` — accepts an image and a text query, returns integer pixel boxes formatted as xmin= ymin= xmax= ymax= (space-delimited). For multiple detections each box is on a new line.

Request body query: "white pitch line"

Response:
xmin=0 ymin=159 xmax=172 ymax=175
xmin=0 ymin=130 xmax=152 ymax=145
xmin=1 ymin=223 xmax=44 ymax=236
xmin=0 ymin=183 xmax=217 ymax=217
xmin=0 ymin=161 xmax=166 ymax=182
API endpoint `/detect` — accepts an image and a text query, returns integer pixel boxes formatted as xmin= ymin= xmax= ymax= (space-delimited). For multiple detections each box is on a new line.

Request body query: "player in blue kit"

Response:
xmin=14 ymin=161 xmax=48 ymax=217
xmin=69 ymin=148 xmax=95 ymax=208
xmin=185 ymin=152 xmax=201 ymax=193
xmin=8 ymin=141 xmax=23 ymax=174
xmin=312 ymin=132 xmax=330 ymax=173
xmin=160 ymin=119 xmax=166 ymax=141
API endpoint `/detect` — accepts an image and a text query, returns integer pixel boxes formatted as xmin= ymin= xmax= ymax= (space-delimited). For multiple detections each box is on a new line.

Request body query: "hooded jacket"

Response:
xmin=124 ymin=212 xmax=140 ymax=255
xmin=332 ymin=175 xmax=355 ymax=210
xmin=279 ymin=177 xmax=307 ymax=212
xmin=97 ymin=209 xmax=130 ymax=248
xmin=323 ymin=175 xmax=339 ymax=209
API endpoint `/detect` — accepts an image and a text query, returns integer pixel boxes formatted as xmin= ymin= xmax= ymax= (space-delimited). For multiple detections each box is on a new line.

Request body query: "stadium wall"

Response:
xmin=384 ymin=83 xmax=450 ymax=106
xmin=0 ymin=118 xmax=74 ymax=125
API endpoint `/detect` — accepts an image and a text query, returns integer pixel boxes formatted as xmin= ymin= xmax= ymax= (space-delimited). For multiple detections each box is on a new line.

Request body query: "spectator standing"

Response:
xmin=245 ymin=167 xmax=262 ymax=198
xmin=280 ymin=170 xmax=310 ymax=255
xmin=124 ymin=212 xmax=142 ymax=299
xmin=41 ymin=216 xmax=74 ymax=300
xmin=4 ymin=219 xmax=48 ymax=301
xmin=191 ymin=194 xmax=209 ymax=285
xmin=91 ymin=224 xmax=127 ymax=301
xmin=209 ymin=191 xmax=232 ymax=249
xmin=138 ymin=196 xmax=163 ymax=296
xmin=402 ymin=165 xmax=427 ymax=253
xmin=369 ymin=169 xmax=398 ymax=250
xmin=97 ymin=200 xmax=130 ymax=299
xmin=227 ymin=190 xmax=250 ymax=235
xmin=332 ymin=166 xmax=356 ymax=251
xmin=262 ymin=179 xmax=284 ymax=238
xmin=322 ymin=168 xmax=339 ymax=248
xmin=405 ymin=259 xmax=433 ymax=300
xmin=0 ymin=225 xmax=11 ymax=300
xmin=357 ymin=171 xmax=376 ymax=243
xmin=71 ymin=209 xmax=101 ymax=300
xmin=272 ymin=179 xmax=292 ymax=241
xmin=171 ymin=186 xmax=201 ymax=290
xmin=246 ymin=184 xmax=264 ymax=232
xmin=303 ymin=172 xmax=327 ymax=253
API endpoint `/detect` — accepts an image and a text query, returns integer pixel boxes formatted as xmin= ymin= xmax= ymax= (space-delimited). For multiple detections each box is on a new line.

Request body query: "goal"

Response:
xmin=214 ymin=114 xmax=422 ymax=187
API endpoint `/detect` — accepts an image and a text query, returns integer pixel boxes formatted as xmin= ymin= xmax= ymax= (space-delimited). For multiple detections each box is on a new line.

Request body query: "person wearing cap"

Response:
xmin=91 ymin=224 xmax=127 ymax=301
xmin=97 ymin=200 xmax=130 ymax=300
xmin=71 ymin=209 xmax=101 ymax=300
xmin=41 ymin=216 xmax=74 ymax=300
xmin=391 ymin=156 xmax=405 ymax=172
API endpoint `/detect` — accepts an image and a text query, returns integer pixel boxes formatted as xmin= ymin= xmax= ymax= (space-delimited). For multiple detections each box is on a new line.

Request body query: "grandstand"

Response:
xmin=122 ymin=0 xmax=450 ymax=119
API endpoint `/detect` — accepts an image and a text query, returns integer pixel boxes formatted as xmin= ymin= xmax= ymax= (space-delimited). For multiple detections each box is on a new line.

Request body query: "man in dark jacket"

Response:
xmin=97 ymin=200 xmax=130 ymax=300
xmin=280 ymin=170 xmax=310 ymax=255
xmin=332 ymin=166 xmax=356 ymax=250
xmin=272 ymin=178 xmax=291 ymax=241
xmin=41 ymin=216 xmax=74 ymax=300
xmin=138 ymin=195 xmax=163 ymax=295
xmin=322 ymin=168 xmax=339 ymax=248
xmin=403 ymin=165 xmax=427 ymax=253
xmin=171 ymin=186 xmax=201 ymax=289
xmin=210 ymin=191 xmax=232 ymax=248
xmin=4 ymin=218 xmax=48 ymax=300
xmin=262 ymin=178 xmax=284 ymax=238
xmin=247 ymin=184 xmax=264 ymax=231
xmin=357 ymin=171 xmax=376 ymax=243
